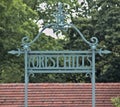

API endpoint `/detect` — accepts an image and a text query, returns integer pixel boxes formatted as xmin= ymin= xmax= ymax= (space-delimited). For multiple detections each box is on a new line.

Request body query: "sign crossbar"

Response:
xmin=27 ymin=51 xmax=92 ymax=73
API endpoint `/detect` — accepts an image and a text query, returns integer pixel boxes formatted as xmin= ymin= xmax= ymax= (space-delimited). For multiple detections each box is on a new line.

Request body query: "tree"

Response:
xmin=0 ymin=0 xmax=38 ymax=83
xmin=0 ymin=0 xmax=64 ymax=83
xmin=1 ymin=0 xmax=119 ymax=83
xmin=63 ymin=0 xmax=120 ymax=82
xmin=90 ymin=0 xmax=120 ymax=82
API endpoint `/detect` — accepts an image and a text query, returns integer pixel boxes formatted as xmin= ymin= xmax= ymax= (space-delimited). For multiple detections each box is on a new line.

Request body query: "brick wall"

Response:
xmin=0 ymin=83 xmax=120 ymax=107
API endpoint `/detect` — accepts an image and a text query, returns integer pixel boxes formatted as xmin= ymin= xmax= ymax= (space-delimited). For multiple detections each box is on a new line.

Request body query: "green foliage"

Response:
xmin=63 ymin=0 xmax=120 ymax=82
xmin=91 ymin=0 xmax=120 ymax=82
xmin=111 ymin=97 xmax=120 ymax=107
xmin=29 ymin=73 xmax=88 ymax=83
xmin=32 ymin=34 xmax=63 ymax=51
xmin=0 ymin=0 xmax=120 ymax=83
xmin=25 ymin=0 xmax=83 ymax=24
xmin=0 ymin=0 xmax=38 ymax=83
xmin=0 ymin=0 xmax=64 ymax=83
xmin=64 ymin=17 xmax=93 ymax=50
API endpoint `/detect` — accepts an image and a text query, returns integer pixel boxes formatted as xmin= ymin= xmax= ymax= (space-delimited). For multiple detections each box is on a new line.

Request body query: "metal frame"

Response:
xmin=8 ymin=2 xmax=110 ymax=107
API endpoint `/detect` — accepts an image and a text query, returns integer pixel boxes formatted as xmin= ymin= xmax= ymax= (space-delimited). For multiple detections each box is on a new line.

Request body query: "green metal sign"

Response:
xmin=28 ymin=51 xmax=92 ymax=73
xmin=8 ymin=2 xmax=110 ymax=107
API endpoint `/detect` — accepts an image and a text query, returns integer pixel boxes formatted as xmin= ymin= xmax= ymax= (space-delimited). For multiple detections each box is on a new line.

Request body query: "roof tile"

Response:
xmin=0 ymin=83 xmax=120 ymax=107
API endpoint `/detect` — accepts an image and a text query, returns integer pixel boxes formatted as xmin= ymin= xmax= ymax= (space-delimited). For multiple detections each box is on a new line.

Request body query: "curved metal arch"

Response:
xmin=67 ymin=23 xmax=98 ymax=47
xmin=21 ymin=1 xmax=98 ymax=49
xmin=21 ymin=22 xmax=98 ymax=49
xmin=21 ymin=23 xmax=56 ymax=46
xmin=29 ymin=23 xmax=56 ymax=45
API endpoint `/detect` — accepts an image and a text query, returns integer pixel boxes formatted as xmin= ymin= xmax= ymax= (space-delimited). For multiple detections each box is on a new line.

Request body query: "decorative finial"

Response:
xmin=55 ymin=2 xmax=65 ymax=26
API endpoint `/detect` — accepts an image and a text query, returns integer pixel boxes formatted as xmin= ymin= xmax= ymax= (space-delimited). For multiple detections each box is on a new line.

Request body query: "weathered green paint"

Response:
xmin=8 ymin=2 xmax=111 ymax=107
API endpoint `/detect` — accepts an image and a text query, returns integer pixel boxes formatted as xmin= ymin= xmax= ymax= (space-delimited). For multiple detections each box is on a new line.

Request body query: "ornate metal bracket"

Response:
xmin=8 ymin=2 xmax=111 ymax=55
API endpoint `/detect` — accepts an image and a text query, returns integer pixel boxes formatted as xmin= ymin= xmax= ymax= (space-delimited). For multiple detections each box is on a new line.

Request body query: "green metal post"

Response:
xmin=24 ymin=48 xmax=28 ymax=107
xmin=91 ymin=45 xmax=96 ymax=107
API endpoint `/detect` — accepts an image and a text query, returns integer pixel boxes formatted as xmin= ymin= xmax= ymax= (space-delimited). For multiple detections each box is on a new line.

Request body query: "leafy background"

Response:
xmin=0 ymin=0 xmax=120 ymax=83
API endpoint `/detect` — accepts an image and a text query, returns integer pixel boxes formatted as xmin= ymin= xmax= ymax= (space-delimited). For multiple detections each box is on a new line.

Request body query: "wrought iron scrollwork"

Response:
xmin=22 ymin=36 xmax=30 ymax=45
xmin=8 ymin=2 xmax=111 ymax=57
xmin=21 ymin=36 xmax=30 ymax=50
xmin=68 ymin=23 xmax=99 ymax=48
xmin=86 ymin=72 xmax=92 ymax=78
xmin=21 ymin=2 xmax=98 ymax=50
xmin=90 ymin=37 xmax=98 ymax=46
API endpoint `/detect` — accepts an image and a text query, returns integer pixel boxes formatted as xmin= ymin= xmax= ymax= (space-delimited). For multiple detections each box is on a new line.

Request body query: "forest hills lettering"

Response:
xmin=27 ymin=51 xmax=92 ymax=72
